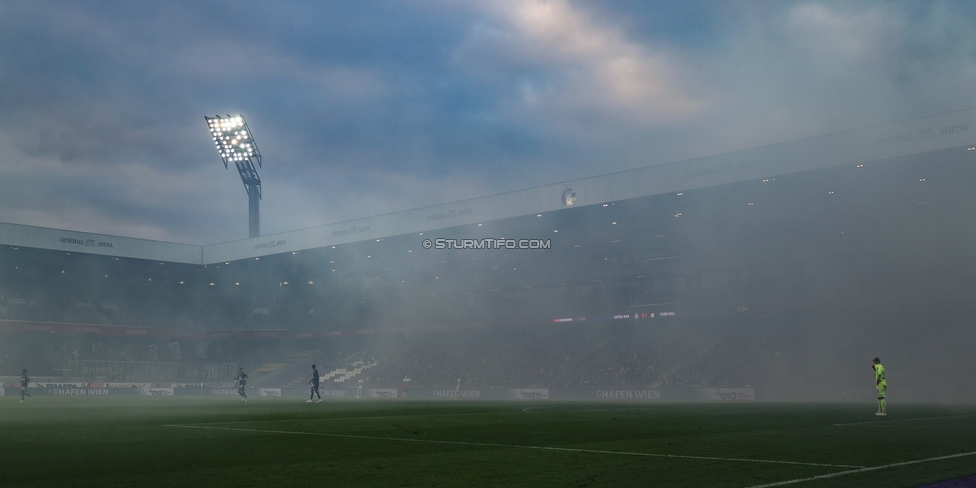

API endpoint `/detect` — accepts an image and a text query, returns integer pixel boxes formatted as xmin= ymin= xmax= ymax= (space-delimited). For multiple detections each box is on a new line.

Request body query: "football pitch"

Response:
xmin=1 ymin=397 xmax=974 ymax=487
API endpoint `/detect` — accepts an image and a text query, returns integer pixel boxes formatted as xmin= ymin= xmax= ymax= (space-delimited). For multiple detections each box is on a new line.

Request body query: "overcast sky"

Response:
xmin=0 ymin=0 xmax=974 ymax=245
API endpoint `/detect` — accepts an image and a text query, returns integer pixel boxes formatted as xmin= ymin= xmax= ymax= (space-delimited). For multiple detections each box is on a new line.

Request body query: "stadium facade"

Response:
xmin=1 ymin=109 xmax=975 ymax=401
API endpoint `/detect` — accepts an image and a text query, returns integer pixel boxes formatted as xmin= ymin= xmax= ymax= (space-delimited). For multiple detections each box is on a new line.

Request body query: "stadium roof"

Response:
xmin=1 ymin=109 xmax=973 ymax=265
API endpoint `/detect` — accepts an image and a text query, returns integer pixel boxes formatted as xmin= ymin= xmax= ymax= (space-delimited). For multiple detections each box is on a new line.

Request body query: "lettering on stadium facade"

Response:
xmin=873 ymin=123 xmax=970 ymax=146
xmin=254 ymin=239 xmax=286 ymax=250
xmin=332 ymin=226 xmax=371 ymax=238
xmin=425 ymin=208 xmax=473 ymax=222
xmin=59 ymin=237 xmax=114 ymax=248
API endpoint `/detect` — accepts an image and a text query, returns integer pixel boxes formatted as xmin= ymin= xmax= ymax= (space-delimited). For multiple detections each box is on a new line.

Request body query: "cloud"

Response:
xmin=668 ymin=1 xmax=976 ymax=156
xmin=0 ymin=1 xmax=974 ymax=245
xmin=181 ymin=40 xmax=391 ymax=108
xmin=0 ymin=1 xmax=403 ymax=243
xmin=452 ymin=0 xmax=705 ymax=129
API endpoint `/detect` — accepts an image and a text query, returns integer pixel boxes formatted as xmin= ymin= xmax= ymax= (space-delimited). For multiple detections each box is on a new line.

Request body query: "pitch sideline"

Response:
xmin=832 ymin=413 xmax=976 ymax=427
xmin=164 ymin=423 xmax=863 ymax=469
xmin=745 ymin=451 xmax=976 ymax=487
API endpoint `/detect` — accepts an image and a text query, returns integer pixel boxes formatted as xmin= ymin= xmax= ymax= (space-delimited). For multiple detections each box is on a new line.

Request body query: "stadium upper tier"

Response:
xmin=2 ymin=108 xmax=976 ymax=336
xmin=4 ymin=111 xmax=976 ymax=402
xmin=1 ymin=109 xmax=973 ymax=265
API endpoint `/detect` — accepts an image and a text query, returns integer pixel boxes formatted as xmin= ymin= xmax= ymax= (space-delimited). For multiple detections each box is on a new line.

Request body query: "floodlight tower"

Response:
xmin=205 ymin=114 xmax=263 ymax=238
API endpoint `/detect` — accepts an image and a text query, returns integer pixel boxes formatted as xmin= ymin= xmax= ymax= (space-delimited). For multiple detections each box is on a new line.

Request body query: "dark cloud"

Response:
xmin=0 ymin=1 xmax=974 ymax=243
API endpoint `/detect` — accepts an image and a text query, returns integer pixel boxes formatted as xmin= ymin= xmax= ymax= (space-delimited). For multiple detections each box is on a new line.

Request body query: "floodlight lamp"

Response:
xmin=205 ymin=113 xmax=264 ymax=238
xmin=204 ymin=114 xmax=262 ymax=169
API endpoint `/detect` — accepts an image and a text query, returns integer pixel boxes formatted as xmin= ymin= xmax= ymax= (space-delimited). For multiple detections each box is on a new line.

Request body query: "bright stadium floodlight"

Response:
xmin=205 ymin=114 xmax=264 ymax=239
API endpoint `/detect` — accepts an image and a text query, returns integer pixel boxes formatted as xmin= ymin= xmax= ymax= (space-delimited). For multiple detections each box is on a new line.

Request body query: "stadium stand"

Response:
xmin=2 ymin=110 xmax=975 ymax=400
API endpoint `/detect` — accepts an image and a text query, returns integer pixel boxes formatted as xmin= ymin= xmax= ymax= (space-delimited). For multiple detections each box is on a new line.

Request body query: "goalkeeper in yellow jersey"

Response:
xmin=872 ymin=357 xmax=886 ymax=416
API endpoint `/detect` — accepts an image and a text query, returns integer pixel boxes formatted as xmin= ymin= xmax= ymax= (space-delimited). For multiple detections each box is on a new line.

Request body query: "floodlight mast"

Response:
xmin=205 ymin=114 xmax=263 ymax=239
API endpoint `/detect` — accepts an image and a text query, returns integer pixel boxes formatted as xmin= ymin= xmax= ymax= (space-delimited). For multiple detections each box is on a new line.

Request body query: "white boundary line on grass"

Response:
xmin=164 ymin=424 xmax=863 ymax=469
xmin=745 ymin=451 xmax=976 ymax=487
xmin=177 ymin=410 xmax=526 ymax=425
xmin=833 ymin=414 xmax=976 ymax=427
xmin=170 ymin=406 xmax=674 ymax=426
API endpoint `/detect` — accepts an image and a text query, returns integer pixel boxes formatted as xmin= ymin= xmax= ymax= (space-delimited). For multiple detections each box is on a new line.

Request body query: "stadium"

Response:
xmin=1 ymin=110 xmax=976 ymax=486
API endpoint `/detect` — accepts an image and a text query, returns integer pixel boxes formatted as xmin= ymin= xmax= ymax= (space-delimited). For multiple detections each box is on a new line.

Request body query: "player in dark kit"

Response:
xmin=20 ymin=369 xmax=31 ymax=402
xmin=307 ymin=364 xmax=322 ymax=403
xmin=235 ymin=367 xmax=248 ymax=402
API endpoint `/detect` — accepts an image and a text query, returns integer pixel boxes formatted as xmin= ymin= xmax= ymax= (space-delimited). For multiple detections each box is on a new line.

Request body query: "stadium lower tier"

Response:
xmin=3 ymin=297 xmax=973 ymax=402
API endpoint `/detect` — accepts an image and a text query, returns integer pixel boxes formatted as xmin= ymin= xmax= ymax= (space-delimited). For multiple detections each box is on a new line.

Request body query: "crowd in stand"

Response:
xmin=48 ymin=338 xmax=241 ymax=364
xmin=3 ymin=304 xmax=795 ymax=388
xmin=353 ymin=321 xmax=787 ymax=389
xmin=0 ymin=335 xmax=247 ymax=377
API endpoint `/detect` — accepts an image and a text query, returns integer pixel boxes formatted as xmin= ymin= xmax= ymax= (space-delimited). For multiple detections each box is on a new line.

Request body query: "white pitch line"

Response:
xmin=173 ymin=409 xmax=535 ymax=426
xmin=833 ymin=414 xmax=976 ymax=427
xmin=745 ymin=451 xmax=976 ymax=488
xmin=170 ymin=405 xmax=656 ymax=426
xmin=164 ymin=424 xmax=863 ymax=469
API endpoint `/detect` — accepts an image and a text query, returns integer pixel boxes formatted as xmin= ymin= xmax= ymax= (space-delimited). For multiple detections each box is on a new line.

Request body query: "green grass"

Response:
xmin=1 ymin=397 xmax=974 ymax=487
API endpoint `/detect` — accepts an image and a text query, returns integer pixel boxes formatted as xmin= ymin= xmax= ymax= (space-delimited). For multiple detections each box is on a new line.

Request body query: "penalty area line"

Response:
xmin=164 ymin=424 xmax=862 ymax=469
xmin=745 ymin=451 xmax=976 ymax=488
